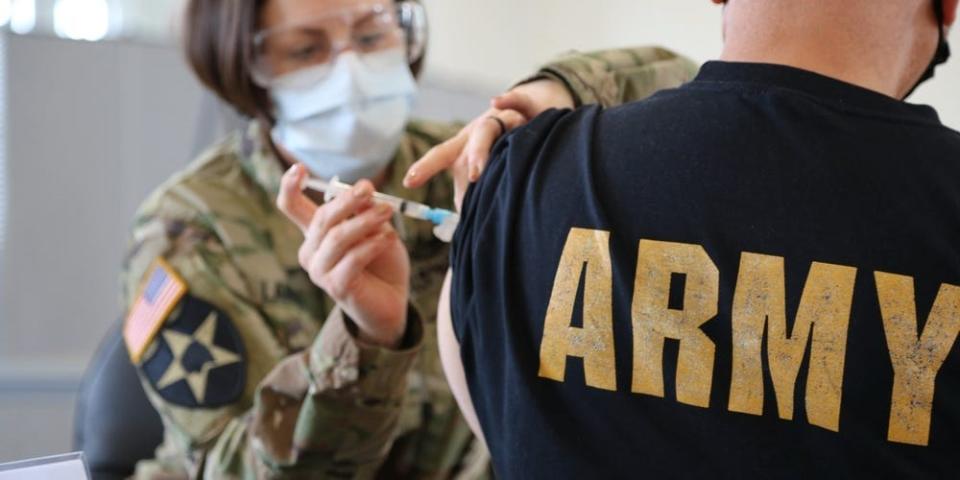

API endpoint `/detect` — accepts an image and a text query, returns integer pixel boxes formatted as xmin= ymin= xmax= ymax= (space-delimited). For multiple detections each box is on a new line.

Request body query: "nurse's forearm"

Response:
xmin=524 ymin=45 xmax=700 ymax=108
xmin=204 ymin=307 xmax=425 ymax=478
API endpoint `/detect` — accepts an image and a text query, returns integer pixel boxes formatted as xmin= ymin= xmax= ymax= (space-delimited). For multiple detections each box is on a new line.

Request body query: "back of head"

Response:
xmin=449 ymin=3 xmax=960 ymax=478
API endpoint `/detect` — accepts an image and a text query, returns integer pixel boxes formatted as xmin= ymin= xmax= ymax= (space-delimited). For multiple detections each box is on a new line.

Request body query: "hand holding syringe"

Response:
xmin=302 ymin=176 xmax=460 ymax=243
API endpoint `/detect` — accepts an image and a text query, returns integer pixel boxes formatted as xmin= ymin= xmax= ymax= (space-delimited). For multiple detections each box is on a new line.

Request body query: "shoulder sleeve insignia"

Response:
xmin=124 ymin=258 xmax=187 ymax=364
xmin=140 ymin=295 xmax=247 ymax=408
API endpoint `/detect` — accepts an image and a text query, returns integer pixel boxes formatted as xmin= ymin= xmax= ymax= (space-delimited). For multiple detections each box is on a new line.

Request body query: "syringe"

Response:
xmin=302 ymin=176 xmax=460 ymax=243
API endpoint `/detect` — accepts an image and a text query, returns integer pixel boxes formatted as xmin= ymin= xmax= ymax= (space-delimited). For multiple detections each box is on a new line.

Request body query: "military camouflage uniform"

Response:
xmin=120 ymin=46 xmax=698 ymax=479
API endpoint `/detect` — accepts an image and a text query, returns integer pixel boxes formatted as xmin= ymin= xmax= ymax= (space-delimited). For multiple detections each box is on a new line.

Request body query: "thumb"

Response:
xmin=277 ymin=163 xmax=319 ymax=231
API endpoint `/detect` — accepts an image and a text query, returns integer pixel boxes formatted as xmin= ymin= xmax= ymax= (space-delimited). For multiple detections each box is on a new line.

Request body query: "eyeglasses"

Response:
xmin=250 ymin=2 xmax=426 ymax=88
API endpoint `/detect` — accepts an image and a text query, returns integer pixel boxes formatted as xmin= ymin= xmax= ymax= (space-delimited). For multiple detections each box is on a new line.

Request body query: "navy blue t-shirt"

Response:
xmin=451 ymin=62 xmax=960 ymax=478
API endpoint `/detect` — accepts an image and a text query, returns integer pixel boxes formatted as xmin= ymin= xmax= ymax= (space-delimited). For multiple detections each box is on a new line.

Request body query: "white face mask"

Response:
xmin=270 ymin=48 xmax=418 ymax=183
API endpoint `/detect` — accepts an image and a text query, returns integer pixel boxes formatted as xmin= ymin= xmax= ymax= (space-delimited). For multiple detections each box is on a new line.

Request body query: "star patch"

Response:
xmin=141 ymin=295 xmax=246 ymax=408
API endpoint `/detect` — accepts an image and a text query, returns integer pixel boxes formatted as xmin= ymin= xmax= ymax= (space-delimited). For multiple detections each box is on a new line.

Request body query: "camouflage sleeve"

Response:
xmin=207 ymin=307 xmax=424 ymax=479
xmin=123 ymin=208 xmax=424 ymax=479
xmin=522 ymin=45 xmax=700 ymax=108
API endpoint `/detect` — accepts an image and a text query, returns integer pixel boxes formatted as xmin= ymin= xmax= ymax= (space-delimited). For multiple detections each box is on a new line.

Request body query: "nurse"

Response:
xmin=120 ymin=0 xmax=698 ymax=477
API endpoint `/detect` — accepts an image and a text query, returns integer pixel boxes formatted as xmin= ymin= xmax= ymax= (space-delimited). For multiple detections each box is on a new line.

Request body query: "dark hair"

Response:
xmin=183 ymin=0 xmax=270 ymax=121
xmin=182 ymin=0 xmax=424 ymax=123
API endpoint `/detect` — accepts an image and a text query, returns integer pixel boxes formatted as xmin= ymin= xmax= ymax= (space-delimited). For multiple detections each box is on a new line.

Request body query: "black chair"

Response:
xmin=73 ymin=321 xmax=164 ymax=480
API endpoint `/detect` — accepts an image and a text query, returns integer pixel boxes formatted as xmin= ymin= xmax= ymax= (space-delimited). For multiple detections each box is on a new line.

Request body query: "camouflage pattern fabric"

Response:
xmin=526 ymin=45 xmax=701 ymax=108
xmin=120 ymin=46 xmax=698 ymax=479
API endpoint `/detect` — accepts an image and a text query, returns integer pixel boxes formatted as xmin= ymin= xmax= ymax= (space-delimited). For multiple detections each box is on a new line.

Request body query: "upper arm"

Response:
xmin=439 ymin=112 xmax=560 ymax=445
xmin=121 ymin=212 xmax=276 ymax=447
xmin=440 ymin=108 xmax=595 ymax=460
xmin=437 ymin=269 xmax=487 ymax=445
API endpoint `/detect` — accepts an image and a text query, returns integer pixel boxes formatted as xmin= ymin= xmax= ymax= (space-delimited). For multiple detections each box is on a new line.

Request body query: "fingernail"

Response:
xmin=293 ymin=166 xmax=307 ymax=190
xmin=406 ymin=169 xmax=417 ymax=179
xmin=470 ymin=165 xmax=480 ymax=181
xmin=377 ymin=203 xmax=393 ymax=216
xmin=353 ymin=182 xmax=372 ymax=197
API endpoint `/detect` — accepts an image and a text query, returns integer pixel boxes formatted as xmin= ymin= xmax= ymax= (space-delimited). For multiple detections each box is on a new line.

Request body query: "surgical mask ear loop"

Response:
xmin=904 ymin=0 xmax=951 ymax=99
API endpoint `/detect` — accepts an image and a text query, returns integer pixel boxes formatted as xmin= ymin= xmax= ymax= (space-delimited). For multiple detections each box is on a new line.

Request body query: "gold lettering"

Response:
xmin=728 ymin=254 xmax=856 ymax=432
xmin=538 ymin=228 xmax=617 ymax=391
xmin=632 ymin=240 xmax=718 ymax=407
xmin=875 ymin=272 xmax=960 ymax=446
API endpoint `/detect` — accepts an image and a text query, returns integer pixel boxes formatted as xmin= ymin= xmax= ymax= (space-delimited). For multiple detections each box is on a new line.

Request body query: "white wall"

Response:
xmin=420 ymin=0 xmax=960 ymax=130
xmin=0 ymin=34 xmax=204 ymax=366
xmin=0 ymin=33 xmax=207 ymax=462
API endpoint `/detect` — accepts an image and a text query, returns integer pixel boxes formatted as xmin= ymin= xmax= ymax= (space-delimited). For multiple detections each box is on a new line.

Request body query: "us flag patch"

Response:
xmin=124 ymin=259 xmax=187 ymax=364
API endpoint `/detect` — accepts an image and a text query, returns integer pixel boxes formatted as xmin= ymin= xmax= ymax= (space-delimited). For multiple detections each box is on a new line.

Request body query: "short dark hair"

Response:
xmin=182 ymin=0 xmax=424 ymax=122
xmin=183 ymin=0 xmax=268 ymax=120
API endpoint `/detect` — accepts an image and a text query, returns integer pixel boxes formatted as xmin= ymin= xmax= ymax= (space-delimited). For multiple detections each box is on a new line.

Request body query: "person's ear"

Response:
xmin=944 ymin=0 xmax=958 ymax=27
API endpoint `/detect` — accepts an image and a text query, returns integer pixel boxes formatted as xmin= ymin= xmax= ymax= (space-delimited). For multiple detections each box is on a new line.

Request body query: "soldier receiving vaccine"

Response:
xmin=119 ymin=0 xmax=698 ymax=477
xmin=429 ymin=0 xmax=960 ymax=478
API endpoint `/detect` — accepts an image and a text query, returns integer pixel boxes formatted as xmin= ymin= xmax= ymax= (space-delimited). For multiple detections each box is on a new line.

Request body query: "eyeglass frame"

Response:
xmin=249 ymin=1 xmax=427 ymax=88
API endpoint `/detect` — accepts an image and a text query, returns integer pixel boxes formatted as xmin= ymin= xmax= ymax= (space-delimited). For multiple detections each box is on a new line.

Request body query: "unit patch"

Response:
xmin=140 ymin=295 xmax=247 ymax=408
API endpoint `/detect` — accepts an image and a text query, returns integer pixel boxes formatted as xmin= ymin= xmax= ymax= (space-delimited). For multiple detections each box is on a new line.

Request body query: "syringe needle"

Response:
xmin=300 ymin=176 xmax=460 ymax=242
